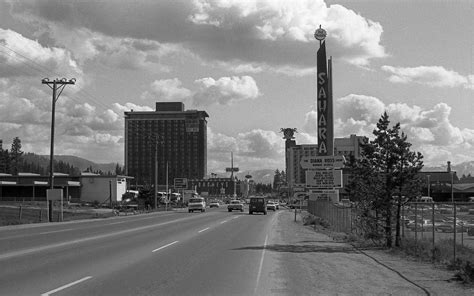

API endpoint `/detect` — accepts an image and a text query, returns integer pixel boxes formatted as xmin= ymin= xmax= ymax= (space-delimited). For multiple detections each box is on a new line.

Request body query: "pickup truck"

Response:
xmin=227 ymin=200 xmax=244 ymax=212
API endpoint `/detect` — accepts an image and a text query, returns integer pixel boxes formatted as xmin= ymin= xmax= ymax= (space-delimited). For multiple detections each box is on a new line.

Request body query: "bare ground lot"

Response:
xmin=261 ymin=210 xmax=474 ymax=296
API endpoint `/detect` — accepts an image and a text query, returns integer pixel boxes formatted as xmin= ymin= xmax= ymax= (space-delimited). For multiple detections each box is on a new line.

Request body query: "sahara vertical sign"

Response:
xmin=317 ymin=41 xmax=329 ymax=156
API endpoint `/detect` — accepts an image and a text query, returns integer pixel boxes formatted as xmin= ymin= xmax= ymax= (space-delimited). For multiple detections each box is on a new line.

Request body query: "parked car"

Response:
xmin=249 ymin=196 xmax=267 ymax=215
xmin=435 ymin=222 xmax=467 ymax=233
xmin=227 ymin=200 xmax=244 ymax=212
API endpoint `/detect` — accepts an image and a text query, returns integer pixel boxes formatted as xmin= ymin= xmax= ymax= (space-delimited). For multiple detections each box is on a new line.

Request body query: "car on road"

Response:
xmin=209 ymin=201 xmax=220 ymax=208
xmin=269 ymin=200 xmax=279 ymax=210
xmin=188 ymin=197 xmax=206 ymax=213
xmin=267 ymin=201 xmax=277 ymax=211
xmin=227 ymin=200 xmax=244 ymax=212
xmin=249 ymin=196 xmax=267 ymax=215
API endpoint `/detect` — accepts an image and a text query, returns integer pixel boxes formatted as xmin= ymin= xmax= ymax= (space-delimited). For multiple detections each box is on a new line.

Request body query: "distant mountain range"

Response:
xmin=22 ymin=154 xmax=120 ymax=174
xmin=23 ymin=153 xmax=474 ymax=182
xmin=423 ymin=161 xmax=474 ymax=177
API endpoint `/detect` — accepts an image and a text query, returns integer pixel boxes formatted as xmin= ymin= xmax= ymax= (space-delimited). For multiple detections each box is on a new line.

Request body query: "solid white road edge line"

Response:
xmin=152 ymin=241 xmax=179 ymax=253
xmin=41 ymin=276 xmax=92 ymax=296
xmin=254 ymin=234 xmax=268 ymax=295
xmin=220 ymin=220 xmax=228 ymax=224
xmin=198 ymin=227 xmax=209 ymax=233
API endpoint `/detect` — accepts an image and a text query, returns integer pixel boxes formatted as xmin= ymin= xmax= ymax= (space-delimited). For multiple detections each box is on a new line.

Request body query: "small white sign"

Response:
xmin=300 ymin=155 xmax=345 ymax=169
xmin=47 ymin=189 xmax=63 ymax=201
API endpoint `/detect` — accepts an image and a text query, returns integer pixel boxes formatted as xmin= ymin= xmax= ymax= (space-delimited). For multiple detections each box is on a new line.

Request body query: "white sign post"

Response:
xmin=47 ymin=189 xmax=63 ymax=222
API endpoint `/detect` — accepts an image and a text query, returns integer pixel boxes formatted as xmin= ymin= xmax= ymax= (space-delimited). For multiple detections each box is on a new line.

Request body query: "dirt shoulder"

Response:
xmin=262 ymin=210 xmax=473 ymax=296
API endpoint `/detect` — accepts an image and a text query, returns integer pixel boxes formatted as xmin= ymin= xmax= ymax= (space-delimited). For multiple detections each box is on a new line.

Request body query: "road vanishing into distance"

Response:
xmin=1 ymin=207 xmax=459 ymax=296
xmin=1 ymin=207 xmax=280 ymax=296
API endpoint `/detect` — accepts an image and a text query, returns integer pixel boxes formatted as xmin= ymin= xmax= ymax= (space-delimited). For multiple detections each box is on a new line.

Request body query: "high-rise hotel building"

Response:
xmin=124 ymin=102 xmax=209 ymax=187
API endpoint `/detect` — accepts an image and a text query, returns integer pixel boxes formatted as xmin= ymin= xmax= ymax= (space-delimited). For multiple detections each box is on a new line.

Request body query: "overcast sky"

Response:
xmin=0 ymin=0 xmax=473 ymax=174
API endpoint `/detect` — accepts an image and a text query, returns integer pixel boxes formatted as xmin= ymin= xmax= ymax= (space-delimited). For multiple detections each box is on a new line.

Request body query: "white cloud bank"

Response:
xmin=382 ymin=65 xmax=474 ymax=90
xmin=193 ymin=76 xmax=261 ymax=106
xmin=328 ymin=94 xmax=474 ymax=166
xmin=189 ymin=0 xmax=386 ymax=66
xmin=0 ymin=28 xmax=83 ymax=83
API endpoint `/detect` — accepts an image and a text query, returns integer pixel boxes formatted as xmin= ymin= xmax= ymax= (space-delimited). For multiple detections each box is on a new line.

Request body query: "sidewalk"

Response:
xmin=263 ymin=210 xmax=473 ymax=296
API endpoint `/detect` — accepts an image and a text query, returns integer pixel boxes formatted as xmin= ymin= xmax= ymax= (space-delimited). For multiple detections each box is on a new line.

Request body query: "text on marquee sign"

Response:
xmin=300 ymin=155 xmax=345 ymax=169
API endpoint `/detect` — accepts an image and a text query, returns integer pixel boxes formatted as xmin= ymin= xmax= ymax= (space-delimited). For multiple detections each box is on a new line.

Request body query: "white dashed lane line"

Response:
xmin=152 ymin=241 xmax=179 ymax=253
xmin=220 ymin=220 xmax=228 ymax=224
xmin=198 ymin=227 xmax=209 ymax=233
xmin=41 ymin=276 xmax=92 ymax=296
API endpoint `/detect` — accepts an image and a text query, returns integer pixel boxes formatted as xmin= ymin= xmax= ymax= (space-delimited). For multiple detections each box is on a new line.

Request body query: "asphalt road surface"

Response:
xmin=1 ymin=207 xmax=279 ymax=296
xmin=1 ymin=207 xmax=472 ymax=295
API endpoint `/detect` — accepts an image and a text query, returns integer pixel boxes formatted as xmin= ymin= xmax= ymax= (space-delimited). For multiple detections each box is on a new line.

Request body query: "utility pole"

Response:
xmin=42 ymin=78 xmax=75 ymax=221
xmin=155 ymin=140 xmax=158 ymax=210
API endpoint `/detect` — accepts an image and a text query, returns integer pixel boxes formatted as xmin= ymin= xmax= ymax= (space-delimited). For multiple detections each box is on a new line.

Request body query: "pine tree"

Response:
xmin=9 ymin=137 xmax=23 ymax=175
xmin=347 ymin=112 xmax=423 ymax=247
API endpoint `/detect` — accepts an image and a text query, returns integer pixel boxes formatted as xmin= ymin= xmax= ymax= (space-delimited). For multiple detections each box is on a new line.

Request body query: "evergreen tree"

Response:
xmin=0 ymin=147 xmax=9 ymax=173
xmin=347 ymin=112 xmax=423 ymax=247
xmin=115 ymin=163 xmax=124 ymax=175
xmin=273 ymin=169 xmax=281 ymax=189
xmin=9 ymin=137 xmax=23 ymax=175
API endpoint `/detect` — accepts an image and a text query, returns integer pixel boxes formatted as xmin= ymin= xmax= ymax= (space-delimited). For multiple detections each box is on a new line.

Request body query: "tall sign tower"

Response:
xmin=315 ymin=25 xmax=334 ymax=156
xmin=306 ymin=26 xmax=341 ymax=202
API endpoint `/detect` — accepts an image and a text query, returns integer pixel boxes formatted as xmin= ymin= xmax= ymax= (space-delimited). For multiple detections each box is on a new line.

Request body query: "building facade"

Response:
xmin=288 ymin=144 xmax=318 ymax=187
xmin=124 ymin=102 xmax=209 ymax=187
xmin=0 ymin=173 xmax=131 ymax=203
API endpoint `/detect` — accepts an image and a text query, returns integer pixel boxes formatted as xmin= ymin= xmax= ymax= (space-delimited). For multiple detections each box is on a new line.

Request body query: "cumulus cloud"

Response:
xmin=141 ymin=78 xmax=192 ymax=102
xmin=50 ymin=27 xmax=193 ymax=72
xmin=8 ymin=0 xmax=386 ymax=70
xmin=189 ymin=0 xmax=386 ymax=66
xmin=207 ymin=128 xmax=284 ymax=171
xmin=332 ymin=94 xmax=474 ymax=166
xmin=382 ymin=65 xmax=474 ymax=90
xmin=192 ymin=76 xmax=260 ymax=106
xmin=0 ymin=28 xmax=83 ymax=81
xmin=302 ymin=110 xmax=318 ymax=134
xmin=0 ymin=84 xmax=156 ymax=163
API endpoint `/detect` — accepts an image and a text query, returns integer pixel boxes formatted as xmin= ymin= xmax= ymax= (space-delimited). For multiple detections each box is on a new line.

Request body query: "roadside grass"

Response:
xmin=301 ymin=212 xmax=474 ymax=284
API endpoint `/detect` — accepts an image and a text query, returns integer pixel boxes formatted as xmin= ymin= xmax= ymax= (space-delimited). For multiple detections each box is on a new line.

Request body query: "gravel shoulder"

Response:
xmin=259 ymin=210 xmax=474 ymax=296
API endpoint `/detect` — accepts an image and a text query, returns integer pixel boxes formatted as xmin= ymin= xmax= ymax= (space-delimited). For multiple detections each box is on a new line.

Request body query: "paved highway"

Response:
xmin=2 ymin=206 xmax=462 ymax=296
xmin=0 ymin=207 xmax=278 ymax=296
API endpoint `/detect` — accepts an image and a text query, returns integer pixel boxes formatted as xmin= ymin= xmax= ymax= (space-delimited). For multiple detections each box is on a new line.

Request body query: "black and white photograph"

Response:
xmin=0 ymin=0 xmax=473 ymax=295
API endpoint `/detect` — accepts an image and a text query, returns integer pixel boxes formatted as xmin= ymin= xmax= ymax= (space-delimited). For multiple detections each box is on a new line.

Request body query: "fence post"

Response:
xmin=432 ymin=203 xmax=435 ymax=262
xmin=19 ymin=205 xmax=22 ymax=223
xmin=414 ymin=203 xmax=418 ymax=253
xmin=39 ymin=208 xmax=43 ymax=222
xmin=453 ymin=203 xmax=457 ymax=262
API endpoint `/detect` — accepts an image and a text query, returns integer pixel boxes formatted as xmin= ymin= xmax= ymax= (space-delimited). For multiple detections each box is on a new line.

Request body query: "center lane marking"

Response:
xmin=198 ymin=227 xmax=209 ymax=233
xmin=41 ymin=276 xmax=92 ymax=296
xmin=152 ymin=241 xmax=179 ymax=253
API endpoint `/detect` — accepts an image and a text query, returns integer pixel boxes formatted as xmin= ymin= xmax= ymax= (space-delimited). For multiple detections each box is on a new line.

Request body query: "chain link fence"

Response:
xmin=307 ymin=200 xmax=474 ymax=256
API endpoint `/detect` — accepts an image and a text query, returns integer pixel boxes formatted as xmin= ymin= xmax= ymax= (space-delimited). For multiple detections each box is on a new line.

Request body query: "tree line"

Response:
xmin=0 ymin=137 xmax=124 ymax=176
